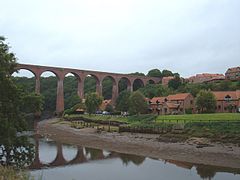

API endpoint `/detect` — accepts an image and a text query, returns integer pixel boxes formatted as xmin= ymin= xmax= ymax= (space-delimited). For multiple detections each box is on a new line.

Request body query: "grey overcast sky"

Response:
xmin=1 ymin=0 xmax=240 ymax=77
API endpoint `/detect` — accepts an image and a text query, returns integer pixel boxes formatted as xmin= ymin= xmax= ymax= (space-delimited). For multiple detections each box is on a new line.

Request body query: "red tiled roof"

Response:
xmin=212 ymin=91 xmax=239 ymax=101
xmin=167 ymin=93 xmax=191 ymax=101
xmin=150 ymin=93 xmax=192 ymax=103
xmin=150 ymin=97 xmax=167 ymax=104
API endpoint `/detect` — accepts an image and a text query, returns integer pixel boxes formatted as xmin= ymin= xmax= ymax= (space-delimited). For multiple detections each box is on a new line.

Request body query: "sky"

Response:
xmin=1 ymin=0 xmax=240 ymax=77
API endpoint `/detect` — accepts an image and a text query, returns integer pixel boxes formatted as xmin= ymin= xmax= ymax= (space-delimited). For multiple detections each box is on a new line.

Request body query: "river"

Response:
xmin=29 ymin=137 xmax=240 ymax=180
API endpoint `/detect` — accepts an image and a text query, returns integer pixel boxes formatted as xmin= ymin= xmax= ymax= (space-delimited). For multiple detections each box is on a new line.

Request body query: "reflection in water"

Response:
xmin=118 ymin=153 xmax=146 ymax=166
xmin=0 ymin=136 xmax=35 ymax=168
xmin=29 ymin=136 xmax=240 ymax=180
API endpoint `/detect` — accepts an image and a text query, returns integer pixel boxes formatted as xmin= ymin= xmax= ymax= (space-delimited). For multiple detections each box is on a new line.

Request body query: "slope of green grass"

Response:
xmin=156 ymin=113 xmax=240 ymax=122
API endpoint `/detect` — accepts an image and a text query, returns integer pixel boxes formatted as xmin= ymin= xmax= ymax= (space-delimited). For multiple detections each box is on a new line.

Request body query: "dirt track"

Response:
xmin=38 ymin=119 xmax=240 ymax=169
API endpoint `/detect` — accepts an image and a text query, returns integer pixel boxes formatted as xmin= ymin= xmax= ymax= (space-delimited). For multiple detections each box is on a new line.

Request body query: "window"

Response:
xmin=190 ymin=100 xmax=193 ymax=105
xmin=218 ymin=105 xmax=221 ymax=109
xmin=224 ymin=95 xmax=232 ymax=101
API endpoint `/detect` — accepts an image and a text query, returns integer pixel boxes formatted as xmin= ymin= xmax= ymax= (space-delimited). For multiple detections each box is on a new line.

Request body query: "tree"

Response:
xmin=21 ymin=92 xmax=44 ymax=114
xmin=0 ymin=36 xmax=26 ymax=136
xmin=102 ymin=77 xmax=113 ymax=99
xmin=129 ymin=91 xmax=148 ymax=115
xmin=0 ymin=36 xmax=35 ymax=167
xmin=196 ymin=90 xmax=217 ymax=113
xmin=115 ymin=90 xmax=131 ymax=112
xmin=168 ymin=76 xmax=182 ymax=90
xmin=64 ymin=94 xmax=81 ymax=110
xmin=85 ymin=92 xmax=103 ymax=115
xmin=105 ymin=104 xmax=114 ymax=113
xmin=162 ymin=69 xmax=173 ymax=77
xmin=147 ymin=69 xmax=162 ymax=78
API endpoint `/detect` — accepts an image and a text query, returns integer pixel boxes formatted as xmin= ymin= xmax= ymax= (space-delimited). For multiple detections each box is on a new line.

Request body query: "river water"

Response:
xmin=29 ymin=137 xmax=240 ymax=180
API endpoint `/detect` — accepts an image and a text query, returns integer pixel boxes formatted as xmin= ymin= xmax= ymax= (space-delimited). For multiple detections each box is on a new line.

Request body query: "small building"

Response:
xmin=74 ymin=108 xmax=85 ymax=114
xmin=212 ymin=90 xmax=240 ymax=113
xmin=149 ymin=93 xmax=195 ymax=115
xmin=225 ymin=67 xmax=240 ymax=81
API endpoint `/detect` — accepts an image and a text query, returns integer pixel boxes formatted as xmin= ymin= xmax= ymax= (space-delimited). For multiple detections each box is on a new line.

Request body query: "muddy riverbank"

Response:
xmin=37 ymin=118 xmax=240 ymax=169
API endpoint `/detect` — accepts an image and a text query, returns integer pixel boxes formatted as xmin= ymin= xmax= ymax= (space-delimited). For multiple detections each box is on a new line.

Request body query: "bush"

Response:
xmin=185 ymin=108 xmax=193 ymax=114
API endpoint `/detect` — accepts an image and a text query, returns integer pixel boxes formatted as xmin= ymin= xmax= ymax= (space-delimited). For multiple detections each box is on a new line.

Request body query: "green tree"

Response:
xmin=105 ymin=104 xmax=114 ymax=113
xmin=162 ymin=69 xmax=173 ymax=77
xmin=21 ymin=92 xmax=44 ymax=114
xmin=115 ymin=90 xmax=131 ymax=112
xmin=196 ymin=90 xmax=217 ymax=113
xmin=168 ymin=76 xmax=182 ymax=90
xmin=64 ymin=94 xmax=81 ymax=110
xmin=0 ymin=36 xmax=35 ymax=167
xmin=102 ymin=77 xmax=113 ymax=100
xmin=147 ymin=69 xmax=162 ymax=78
xmin=85 ymin=92 xmax=103 ymax=115
xmin=129 ymin=91 xmax=148 ymax=115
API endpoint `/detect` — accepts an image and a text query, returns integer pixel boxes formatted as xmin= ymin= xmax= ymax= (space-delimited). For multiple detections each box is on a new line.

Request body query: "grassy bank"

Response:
xmin=156 ymin=113 xmax=240 ymax=122
xmin=66 ymin=113 xmax=240 ymax=124
xmin=64 ymin=113 xmax=240 ymax=144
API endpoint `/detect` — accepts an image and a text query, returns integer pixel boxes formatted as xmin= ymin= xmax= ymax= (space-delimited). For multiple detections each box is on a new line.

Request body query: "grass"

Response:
xmin=66 ymin=113 xmax=240 ymax=144
xmin=66 ymin=114 xmax=129 ymax=123
xmin=156 ymin=113 xmax=240 ymax=123
xmin=66 ymin=113 xmax=240 ymax=124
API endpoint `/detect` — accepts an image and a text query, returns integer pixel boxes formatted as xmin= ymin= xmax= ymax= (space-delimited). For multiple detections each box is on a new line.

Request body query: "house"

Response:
xmin=225 ymin=67 xmax=240 ymax=81
xmin=149 ymin=97 xmax=167 ymax=114
xmin=212 ymin=90 xmax=240 ymax=113
xmin=187 ymin=73 xmax=225 ymax=84
xmin=149 ymin=93 xmax=195 ymax=115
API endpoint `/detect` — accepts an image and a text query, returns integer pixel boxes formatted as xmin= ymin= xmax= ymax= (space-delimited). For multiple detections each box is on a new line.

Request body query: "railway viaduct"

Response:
xmin=16 ymin=64 xmax=161 ymax=114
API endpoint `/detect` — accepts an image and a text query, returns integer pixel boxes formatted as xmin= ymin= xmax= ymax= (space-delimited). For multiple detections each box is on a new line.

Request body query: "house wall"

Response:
xmin=215 ymin=100 xmax=239 ymax=113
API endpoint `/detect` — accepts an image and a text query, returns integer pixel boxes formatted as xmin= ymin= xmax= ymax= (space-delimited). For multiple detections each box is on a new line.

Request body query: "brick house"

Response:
xmin=187 ymin=73 xmax=225 ymax=84
xmin=149 ymin=93 xmax=195 ymax=115
xmin=212 ymin=90 xmax=240 ymax=113
xmin=225 ymin=67 xmax=240 ymax=81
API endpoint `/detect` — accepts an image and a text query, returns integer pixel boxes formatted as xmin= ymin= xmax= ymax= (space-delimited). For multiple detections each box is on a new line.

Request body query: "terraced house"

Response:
xmin=149 ymin=91 xmax=240 ymax=115
xmin=149 ymin=93 xmax=195 ymax=115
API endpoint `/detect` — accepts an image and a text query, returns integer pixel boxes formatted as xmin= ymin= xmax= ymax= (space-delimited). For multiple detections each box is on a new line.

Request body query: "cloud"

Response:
xmin=1 ymin=0 xmax=239 ymax=77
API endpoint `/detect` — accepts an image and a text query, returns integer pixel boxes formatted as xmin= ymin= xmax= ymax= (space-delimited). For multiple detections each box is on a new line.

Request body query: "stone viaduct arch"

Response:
xmin=16 ymin=64 xmax=161 ymax=114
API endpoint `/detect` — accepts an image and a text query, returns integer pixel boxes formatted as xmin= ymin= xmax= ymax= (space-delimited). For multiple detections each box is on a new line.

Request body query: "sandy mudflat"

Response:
xmin=37 ymin=118 xmax=240 ymax=169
